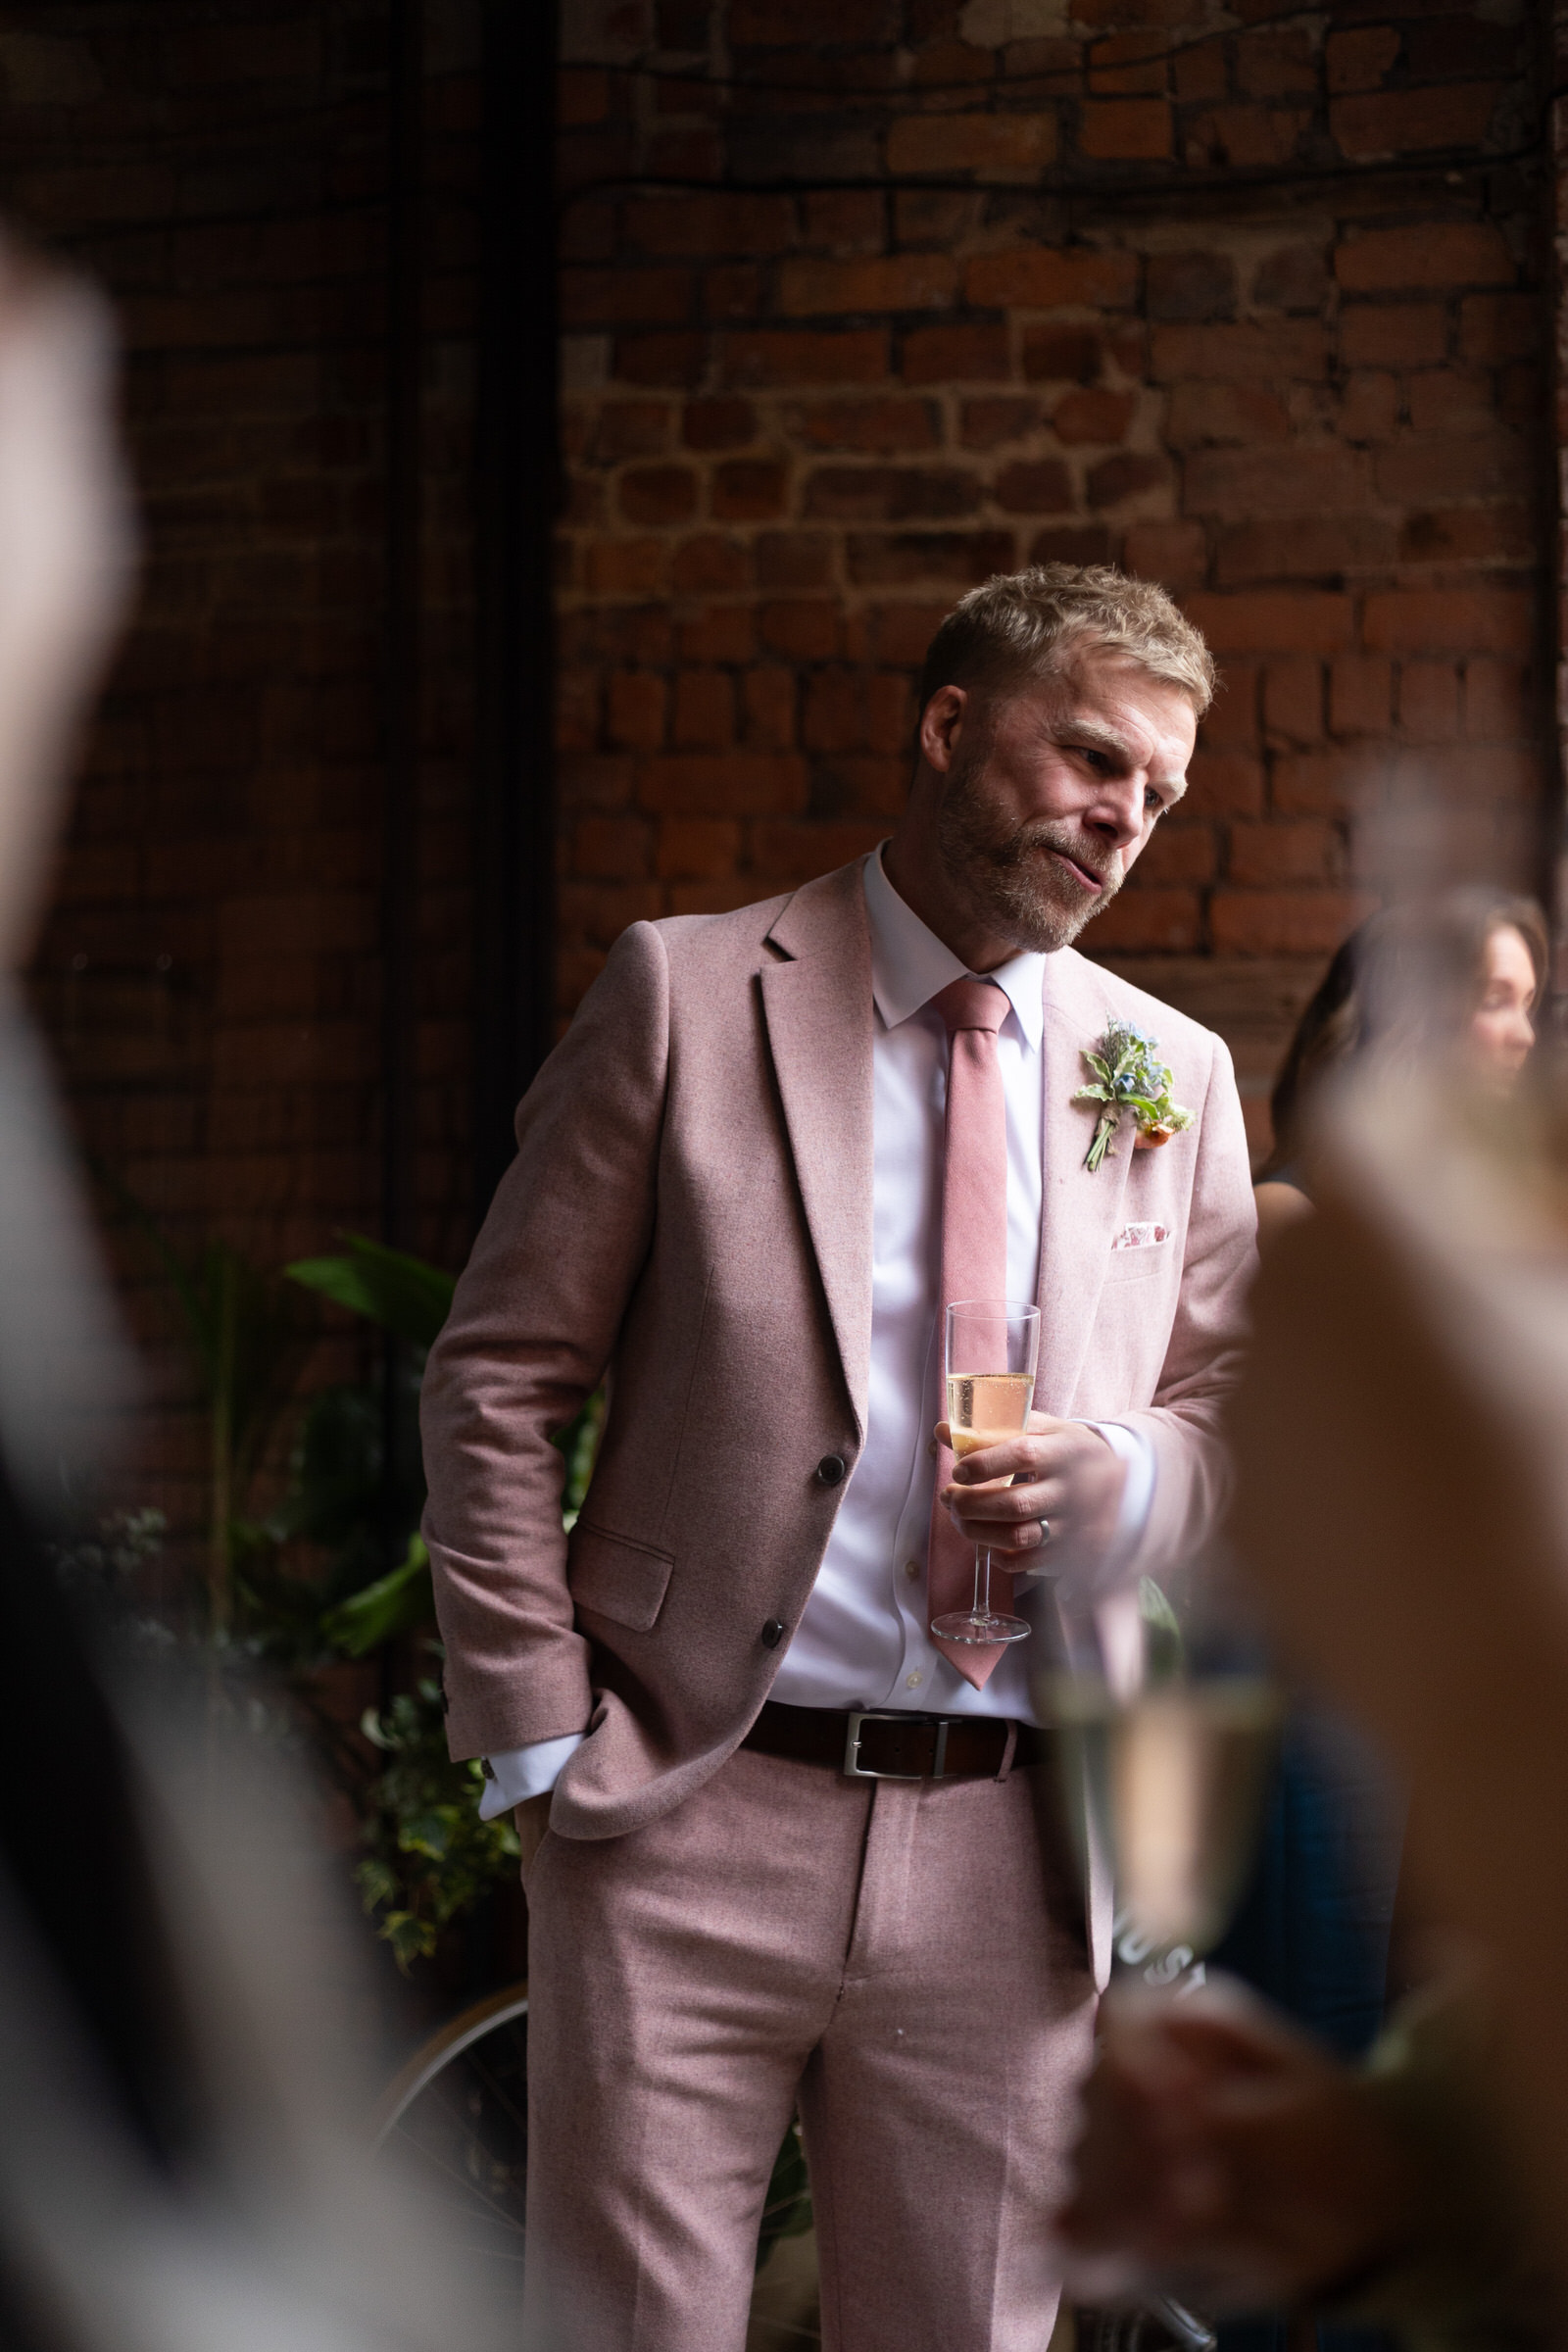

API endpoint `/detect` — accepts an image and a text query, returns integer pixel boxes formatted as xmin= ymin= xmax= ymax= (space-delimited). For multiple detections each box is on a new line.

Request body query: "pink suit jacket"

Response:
xmin=422 ymin=860 xmax=1257 ymax=1867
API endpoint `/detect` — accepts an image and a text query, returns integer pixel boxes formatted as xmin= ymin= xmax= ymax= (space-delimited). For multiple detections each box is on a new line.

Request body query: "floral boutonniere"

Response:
xmin=1074 ymin=1020 xmax=1194 ymax=1174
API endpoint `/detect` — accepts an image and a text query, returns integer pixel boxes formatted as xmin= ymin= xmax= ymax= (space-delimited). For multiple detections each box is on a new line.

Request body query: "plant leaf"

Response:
xmin=286 ymin=1233 xmax=455 ymax=1350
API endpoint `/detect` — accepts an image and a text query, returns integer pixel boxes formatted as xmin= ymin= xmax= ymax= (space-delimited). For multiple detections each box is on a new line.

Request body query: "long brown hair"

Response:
xmin=1262 ymin=889 xmax=1549 ymax=1179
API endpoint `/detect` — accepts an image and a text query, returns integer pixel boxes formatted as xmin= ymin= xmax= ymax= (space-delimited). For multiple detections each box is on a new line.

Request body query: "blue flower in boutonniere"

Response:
xmin=1073 ymin=1019 xmax=1194 ymax=1174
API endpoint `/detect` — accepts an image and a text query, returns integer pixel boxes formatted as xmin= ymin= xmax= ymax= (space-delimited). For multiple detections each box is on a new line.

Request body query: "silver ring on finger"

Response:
xmin=1037 ymin=1517 xmax=1052 ymax=1545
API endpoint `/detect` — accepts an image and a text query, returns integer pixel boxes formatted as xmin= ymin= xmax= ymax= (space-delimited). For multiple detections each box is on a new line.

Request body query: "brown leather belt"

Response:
xmin=743 ymin=1699 xmax=1052 ymax=1782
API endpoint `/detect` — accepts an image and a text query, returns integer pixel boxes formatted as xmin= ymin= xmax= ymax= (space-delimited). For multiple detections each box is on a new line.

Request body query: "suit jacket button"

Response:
xmin=815 ymin=1453 xmax=846 ymax=1486
xmin=760 ymin=1618 xmax=785 ymax=1648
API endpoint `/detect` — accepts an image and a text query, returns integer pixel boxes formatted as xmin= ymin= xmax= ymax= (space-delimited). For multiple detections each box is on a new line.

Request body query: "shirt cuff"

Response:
xmin=477 ymin=1732 xmax=586 ymax=1820
xmin=1012 ymin=1419 xmax=1155 ymax=1584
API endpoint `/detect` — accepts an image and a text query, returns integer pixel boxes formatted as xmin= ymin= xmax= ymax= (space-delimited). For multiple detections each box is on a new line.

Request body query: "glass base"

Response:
xmin=931 ymin=1609 xmax=1031 ymax=1645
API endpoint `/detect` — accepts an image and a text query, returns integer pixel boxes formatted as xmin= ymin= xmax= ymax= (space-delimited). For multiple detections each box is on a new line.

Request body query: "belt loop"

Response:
xmin=995 ymin=1721 xmax=1018 ymax=1782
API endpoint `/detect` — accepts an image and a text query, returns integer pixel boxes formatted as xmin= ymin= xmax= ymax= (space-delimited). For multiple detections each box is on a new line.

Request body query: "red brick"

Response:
xmin=846 ymin=530 xmax=1016 ymax=585
xmin=1087 ymin=30 xmax=1167 ymax=97
xmin=1397 ymin=662 xmax=1460 ymax=744
xmin=1272 ymin=750 xmax=1381 ymax=817
xmin=619 ymin=464 xmax=699 ymax=524
xmin=779 ymin=253 xmax=957 ymax=316
xmin=672 ymin=670 xmax=735 ymax=749
xmin=614 ymin=333 xmax=708 ymax=387
xmin=1214 ymin=514 xmax=1396 ymax=585
xmin=757 ymin=533 xmax=835 ymax=588
xmin=679 ymin=605 xmax=758 ymax=662
xmin=805 ymin=668 xmax=870 ymax=752
xmin=760 ymin=601 xmax=841 ymax=659
xmin=803 ymin=191 xmax=887 ymax=252
xmin=872 ymin=603 xmax=951 ymax=663
xmin=585 ymin=537 xmax=668 ymax=595
xmin=959 ymin=397 xmax=1043 ymax=449
xmin=1211 ymin=890 xmax=1375 ymax=955
xmin=624 ymin=192 xmax=797 ymax=256
xmin=1186 ymin=750 xmax=1265 ymax=816
xmin=711 ymin=460 xmax=790 ymax=521
xmin=656 ymin=817 xmax=741 ymax=880
xmin=1263 ymin=658 xmax=1322 ymax=746
xmin=562 ymin=267 xmax=694 ymax=326
xmin=1147 ymin=251 xmax=1235 ymax=324
xmin=1087 ymin=888 xmax=1200 ymax=951
xmin=1186 ymin=106 xmax=1310 ymax=169
xmin=606 ymin=669 xmax=669 ymax=754
xmin=751 ymin=820 xmax=889 ymax=885
xmin=722 ymin=330 xmax=888 ymax=387
xmin=1077 ymin=100 xmax=1170 ymax=160
xmin=789 ymin=397 xmax=940 ymax=452
xmin=1373 ymin=433 xmax=1533 ymax=504
xmin=1336 ymin=224 xmax=1513 ymax=294
xmin=1339 ymin=305 xmax=1447 ymax=368
xmin=683 ymin=397 xmax=757 ymax=450
xmin=902 ymin=322 xmax=1012 ymax=383
xmin=1053 ymin=387 xmax=1135 ymax=443
xmin=1339 ymin=372 xmax=1399 ymax=442
xmin=638 ymin=753 xmax=808 ymax=818
xmin=1237 ymin=26 xmax=1316 ymax=98
xmin=592 ymin=401 xmax=675 ymax=460
xmin=1028 ymin=525 xmax=1114 ymax=566
xmin=1123 ymin=520 xmax=1205 ymax=588
xmin=803 ymin=466 xmax=981 ymax=521
xmin=886 ymin=112 xmax=1056 ymax=175
xmin=730 ymin=0 xmax=893 ymax=39
xmin=1165 ymin=383 xmax=1291 ymax=446
xmin=1364 ymin=589 xmax=1533 ymax=657
xmin=993 ymin=460 xmax=1072 ymax=514
xmin=1406 ymin=368 xmax=1494 ymax=434
xmin=1134 ymin=822 xmax=1216 ymax=886
xmin=1185 ymin=444 xmax=1367 ymax=521
xmin=1332 ymin=84 xmax=1503 ymax=162
xmin=963 ymin=247 xmax=1138 ymax=310
xmin=705 ymin=266 xmax=763 ymax=321
xmin=745 ymin=669 xmax=798 ymax=750
xmin=1087 ymin=453 xmax=1167 ymax=508
xmin=670 ymin=534 xmax=754 ymax=591
xmin=1251 ymin=244 xmax=1329 ymax=316
xmin=1464 ymin=659 xmax=1527 ymax=740
xmin=1183 ymin=593 xmax=1353 ymax=655
xmin=560 ymin=67 xmax=611 ymax=126
xmin=1398 ymin=506 xmax=1534 ymax=565
xmin=1329 ymin=656 xmax=1392 ymax=737
xmin=1458 ymin=294 xmax=1540 ymax=366
xmin=1227 ymin=821 xmax=1341 ymax=887
xmin=574 ymin=815 xmax=654 ymax=881
xmin=1020 ymin=325 xmax=1104 ymax=382
xmin=1151 ymin=321 xmax=1327 ymax=383
xmin=1326 ymin=26 xmax=1399 ymax=93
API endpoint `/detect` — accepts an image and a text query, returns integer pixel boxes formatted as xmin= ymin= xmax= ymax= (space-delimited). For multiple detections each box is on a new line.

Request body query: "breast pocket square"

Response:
xmin=1110 ymin=1222 xmax=1170 ymax=1251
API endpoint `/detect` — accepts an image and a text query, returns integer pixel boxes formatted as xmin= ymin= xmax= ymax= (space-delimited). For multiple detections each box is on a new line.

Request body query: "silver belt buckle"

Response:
xmin=843 ymin=1709 xmax=950 ymax=1781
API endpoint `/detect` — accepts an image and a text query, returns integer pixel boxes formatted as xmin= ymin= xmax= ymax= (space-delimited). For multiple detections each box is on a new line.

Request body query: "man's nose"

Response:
xmin=1087 ymin=778 xmax=1145 ymax=849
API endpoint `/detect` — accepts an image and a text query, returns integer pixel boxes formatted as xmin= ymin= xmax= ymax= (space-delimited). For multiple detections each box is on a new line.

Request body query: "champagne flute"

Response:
xmin=931 ymin=1298 xmax=1040 ymax=1647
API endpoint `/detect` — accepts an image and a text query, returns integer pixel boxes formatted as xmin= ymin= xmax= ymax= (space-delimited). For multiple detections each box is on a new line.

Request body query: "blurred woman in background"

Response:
xmin=1254 ymin=891 xmax=1547 ymax=1255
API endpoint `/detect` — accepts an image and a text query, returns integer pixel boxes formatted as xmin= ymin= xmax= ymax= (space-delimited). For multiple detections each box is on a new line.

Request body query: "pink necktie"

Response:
xmin=927 ymin=977 xmax=1013 ymax=1690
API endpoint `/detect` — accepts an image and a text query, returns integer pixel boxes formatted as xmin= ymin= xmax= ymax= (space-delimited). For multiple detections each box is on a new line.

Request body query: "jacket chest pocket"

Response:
xmin=567 ymin=1521 xmax=674 ymax=1632
xmin=1102 ymin=1242 xmax=1176 ymax=1287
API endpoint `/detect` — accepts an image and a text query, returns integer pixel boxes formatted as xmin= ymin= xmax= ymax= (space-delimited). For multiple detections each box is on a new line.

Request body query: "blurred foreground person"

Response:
xmin=0 ymin=237 xmax=500 ymax=2352
xmin=1057 ymin=906 xmax=1568 ymax=2339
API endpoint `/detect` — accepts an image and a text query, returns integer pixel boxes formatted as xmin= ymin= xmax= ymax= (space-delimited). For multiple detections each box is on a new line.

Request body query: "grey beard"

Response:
xmin=936 ymin=778 xmax=1122 ymax=956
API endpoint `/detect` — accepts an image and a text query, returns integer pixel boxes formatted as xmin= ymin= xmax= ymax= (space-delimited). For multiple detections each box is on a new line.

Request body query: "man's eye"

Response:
xmin=1144 ymin=789 xmax=1165 ymax=815
xmin=1077 ymin=746 xmax=1109 ymax=772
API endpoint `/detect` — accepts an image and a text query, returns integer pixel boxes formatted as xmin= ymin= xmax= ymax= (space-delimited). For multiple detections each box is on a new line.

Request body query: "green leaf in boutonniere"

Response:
xmin=1073 ymin=1020 xmax=1194 ymax=1173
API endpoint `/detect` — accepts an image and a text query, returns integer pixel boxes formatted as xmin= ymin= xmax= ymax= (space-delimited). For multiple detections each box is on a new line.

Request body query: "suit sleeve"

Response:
xmin=419 ymin=921 xmax=670 ymax=1758
xmin=1119 ymin=1030 xmax=1257 ymax=1580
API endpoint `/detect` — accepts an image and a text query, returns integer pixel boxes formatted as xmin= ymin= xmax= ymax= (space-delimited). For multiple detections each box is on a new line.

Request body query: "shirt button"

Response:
xmin=760 ymin=1618 xmax=786 ymax=1648
xmin=906 ymin=1671 xmax=923 ymax=1690
xmin=905 ymin=1559 xmax=920 ymax=1580
xmin=815 ymin=1454 xmax=846 ymax=1486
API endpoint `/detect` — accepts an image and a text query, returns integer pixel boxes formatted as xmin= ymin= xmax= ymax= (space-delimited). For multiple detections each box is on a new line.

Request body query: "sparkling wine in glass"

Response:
xmin=931 ymin=1298 xmax=1040 ymax=1647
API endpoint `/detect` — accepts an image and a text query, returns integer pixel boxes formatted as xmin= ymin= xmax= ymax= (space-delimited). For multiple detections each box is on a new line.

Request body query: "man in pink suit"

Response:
xmin=421 ymin=564 xmax=1257 ymax=2351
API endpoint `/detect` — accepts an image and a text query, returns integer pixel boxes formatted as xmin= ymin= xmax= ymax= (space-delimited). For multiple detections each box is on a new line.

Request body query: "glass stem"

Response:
xmin=972 ymin=1544 xmax=989 ymax=1622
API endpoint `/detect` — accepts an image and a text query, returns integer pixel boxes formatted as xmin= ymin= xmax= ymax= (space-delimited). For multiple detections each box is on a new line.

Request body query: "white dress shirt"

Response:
xmin=478 ymin=848 xmax=1153 ymax=1817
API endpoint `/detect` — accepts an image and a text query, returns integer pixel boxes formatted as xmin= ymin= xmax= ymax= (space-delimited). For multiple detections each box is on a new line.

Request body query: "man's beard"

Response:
xmin=934 ymin=755 xmax=1124 ymax=956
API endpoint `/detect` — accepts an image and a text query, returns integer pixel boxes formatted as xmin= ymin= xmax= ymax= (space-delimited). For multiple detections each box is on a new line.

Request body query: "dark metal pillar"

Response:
xmin=471 ymin=0 xmax=560 ymax=1226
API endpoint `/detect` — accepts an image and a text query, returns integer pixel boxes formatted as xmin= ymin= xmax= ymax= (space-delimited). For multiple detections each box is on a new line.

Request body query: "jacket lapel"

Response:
xmin=1035 ymin=952 xmax=1133 ymax=1417
xmin=760 ymin=865 xmax=876 ymax=1439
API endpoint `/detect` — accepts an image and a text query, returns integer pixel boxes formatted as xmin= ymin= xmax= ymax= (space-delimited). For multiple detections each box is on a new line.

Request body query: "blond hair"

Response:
xmin=918 ymin=563 xmax=1216 ymax=720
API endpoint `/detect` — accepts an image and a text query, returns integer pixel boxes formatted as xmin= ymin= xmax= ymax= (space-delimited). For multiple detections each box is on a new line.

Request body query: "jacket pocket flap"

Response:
xmin=568 ymin=1522 xmax=674 ymax=1633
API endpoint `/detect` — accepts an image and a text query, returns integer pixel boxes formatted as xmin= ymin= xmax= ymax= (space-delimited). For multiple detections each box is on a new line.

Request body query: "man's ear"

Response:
xmin=918 ymin=682 xmax=967 ymax=775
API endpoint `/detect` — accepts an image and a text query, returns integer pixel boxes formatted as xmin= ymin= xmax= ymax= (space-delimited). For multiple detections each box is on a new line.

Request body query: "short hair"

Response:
xmin=918 ymin=562 xmax=1216 ymax=723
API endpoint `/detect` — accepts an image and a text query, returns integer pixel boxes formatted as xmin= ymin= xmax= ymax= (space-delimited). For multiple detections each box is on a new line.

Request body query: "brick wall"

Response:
xmin=1 ymin=3 xmax=481 ymax=1541
xmin=557 ymin=0 xmax=1554 ymax=1147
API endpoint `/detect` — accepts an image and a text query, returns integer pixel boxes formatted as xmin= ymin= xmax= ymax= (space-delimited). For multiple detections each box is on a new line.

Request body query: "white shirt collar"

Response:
xmin=861 ymin=843 xmax=1047 ymax=1054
